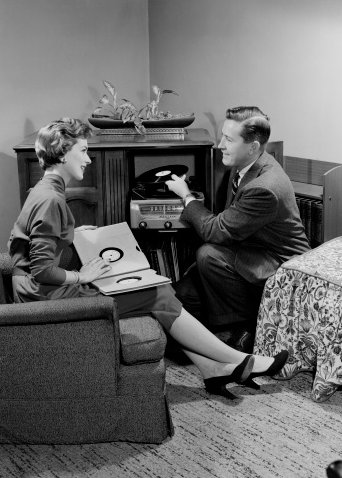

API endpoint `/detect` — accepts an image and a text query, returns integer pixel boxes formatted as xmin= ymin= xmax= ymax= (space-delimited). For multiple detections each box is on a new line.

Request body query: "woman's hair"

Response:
xmin=226 ymin=106 xmax=271 ymax=145
xmin=35 ymin=118 xmax=93 ymax=170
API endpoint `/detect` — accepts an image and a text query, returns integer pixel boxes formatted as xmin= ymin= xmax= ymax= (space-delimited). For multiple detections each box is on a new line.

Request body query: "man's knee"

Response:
xmin=196 ymin=243 xmax=235 ymax=275
xmin=196 ymin=243 xmax=219 ymax=271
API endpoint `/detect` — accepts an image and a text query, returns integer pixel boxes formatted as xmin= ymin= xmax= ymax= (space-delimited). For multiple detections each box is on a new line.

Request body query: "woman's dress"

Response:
xmin=9 ymin=174 xmax=181 ymax=331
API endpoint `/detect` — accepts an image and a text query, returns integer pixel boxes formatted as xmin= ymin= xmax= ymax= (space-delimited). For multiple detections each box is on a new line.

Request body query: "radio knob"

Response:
xmin=139 ymin=221 xmax=147 ymax=229
xmin=164 ymin=221 xmax=172 ymax=229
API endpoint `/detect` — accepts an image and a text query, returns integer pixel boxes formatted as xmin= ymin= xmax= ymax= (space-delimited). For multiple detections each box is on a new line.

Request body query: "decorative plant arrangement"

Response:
xmin=90 ymin=80 xmax=194 ymax=133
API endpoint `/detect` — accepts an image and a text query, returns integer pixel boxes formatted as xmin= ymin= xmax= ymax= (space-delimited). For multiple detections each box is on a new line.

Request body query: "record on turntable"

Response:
xmin=134 ymin=164 xmax=189 ymax=198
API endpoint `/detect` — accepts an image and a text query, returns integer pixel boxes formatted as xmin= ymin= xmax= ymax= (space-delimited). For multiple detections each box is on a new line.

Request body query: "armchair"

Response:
xmin=0 ymin=251 xmax=173 ymax=444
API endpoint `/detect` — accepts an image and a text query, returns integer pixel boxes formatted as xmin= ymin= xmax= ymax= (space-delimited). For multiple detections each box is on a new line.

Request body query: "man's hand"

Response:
xmin=165 ymin=174 xmax=191 ymax=199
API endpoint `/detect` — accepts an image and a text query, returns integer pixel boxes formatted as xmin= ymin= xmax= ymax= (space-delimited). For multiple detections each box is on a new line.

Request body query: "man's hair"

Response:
xmin=226 ymin=106 xmax=270 ymax=145
xmin=35 ymin=118 xmax=92 ymax=170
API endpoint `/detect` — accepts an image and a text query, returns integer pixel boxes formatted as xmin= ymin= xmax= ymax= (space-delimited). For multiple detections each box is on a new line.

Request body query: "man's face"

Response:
xmin=218 ymin=119 xmax=252 ymax=169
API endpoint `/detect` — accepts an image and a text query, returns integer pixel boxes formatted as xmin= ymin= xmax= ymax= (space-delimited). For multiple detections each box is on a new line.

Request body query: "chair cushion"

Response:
xmin=119 ymin=315 xmax=166 ymax=365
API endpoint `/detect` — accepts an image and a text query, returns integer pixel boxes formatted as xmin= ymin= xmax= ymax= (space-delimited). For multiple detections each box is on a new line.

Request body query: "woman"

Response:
xmin=8 ymin=118 xmax=288 ymax=398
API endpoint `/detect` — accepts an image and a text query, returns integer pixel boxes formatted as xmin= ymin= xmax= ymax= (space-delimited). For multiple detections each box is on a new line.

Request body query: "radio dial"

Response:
xmin=139 ymin=221 xmax=147 ymax=229
xmin=164 ymin=221 xmax=172 ymax=229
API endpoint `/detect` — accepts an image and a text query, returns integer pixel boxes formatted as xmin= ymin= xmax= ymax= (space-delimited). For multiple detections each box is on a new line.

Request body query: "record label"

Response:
xmin=136 ymin=164 xmax=188 ymax=184
xmin=99 ymin=247 xmax=124 ymax=262
xmin=155 ymin=170 xmax=172 ymax=177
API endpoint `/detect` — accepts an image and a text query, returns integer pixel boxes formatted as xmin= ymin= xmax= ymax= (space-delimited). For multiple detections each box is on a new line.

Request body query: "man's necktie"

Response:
xmin=232 ymin=171 xmax=240 ymax=199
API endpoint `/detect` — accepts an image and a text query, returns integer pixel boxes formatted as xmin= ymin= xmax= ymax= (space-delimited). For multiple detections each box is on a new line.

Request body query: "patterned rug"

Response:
xmin=0 ymin=358 xmax=341 ymax=478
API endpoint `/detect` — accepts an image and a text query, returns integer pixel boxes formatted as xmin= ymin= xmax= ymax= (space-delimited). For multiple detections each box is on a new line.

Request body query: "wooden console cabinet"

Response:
xmin=14 ymin=128 xmax=214 ymax=228
xmin=14 ymin=132 xmax=342 ymax=249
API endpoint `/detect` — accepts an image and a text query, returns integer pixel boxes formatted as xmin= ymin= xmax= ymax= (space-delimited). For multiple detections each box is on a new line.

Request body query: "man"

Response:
xmin=166 ymin=106 xmax=310 ymax=352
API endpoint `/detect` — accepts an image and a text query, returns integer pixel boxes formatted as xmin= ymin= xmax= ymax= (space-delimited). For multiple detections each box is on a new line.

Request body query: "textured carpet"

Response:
xmin=0 ymin=358 xmax=341 ymax=478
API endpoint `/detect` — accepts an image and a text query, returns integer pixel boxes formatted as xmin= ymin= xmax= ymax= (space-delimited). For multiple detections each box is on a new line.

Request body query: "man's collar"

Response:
xmin=238 ymin=157 xmax=258 ymax=180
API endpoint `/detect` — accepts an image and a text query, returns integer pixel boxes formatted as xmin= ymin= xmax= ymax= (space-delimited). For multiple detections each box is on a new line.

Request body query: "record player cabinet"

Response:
xmin=14 ymin=130 xmax=342 ymax=282
xmin=14 ymin=128 xmax=214 ymax=228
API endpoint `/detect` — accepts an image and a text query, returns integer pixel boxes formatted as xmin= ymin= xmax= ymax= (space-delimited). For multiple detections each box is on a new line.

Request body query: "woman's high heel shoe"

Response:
xmin=241 ymin=350 xmax=289 ymax=390
xmin=204 ymin=354 xmax=255 ymax=399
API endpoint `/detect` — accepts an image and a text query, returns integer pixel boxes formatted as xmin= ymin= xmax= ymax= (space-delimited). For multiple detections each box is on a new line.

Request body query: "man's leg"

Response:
xmin=195 ymin=243 xmax=255 ymax=325
xmin=173 ymin=263 xmax=205 ymax=321
xmin=195 ymin=243 xmax=264 ymax=351
xmin=174 ymin=245 xmax=254 ymax=327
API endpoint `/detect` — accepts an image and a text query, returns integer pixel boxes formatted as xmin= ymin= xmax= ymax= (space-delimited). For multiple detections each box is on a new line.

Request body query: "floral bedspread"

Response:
xmin=282 ymin=237 xmax=342 ymax=287
xmin=254 ymin=238 xmax=342 ymax=402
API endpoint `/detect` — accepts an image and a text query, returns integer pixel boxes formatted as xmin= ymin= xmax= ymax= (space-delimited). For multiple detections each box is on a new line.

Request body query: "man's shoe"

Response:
xmin=225 ymin=328 xmax=254 ymax=353
xmin=234 ymin=329 xmax=254 ymax=353
xmin=327 ymin=461 xmax=342 ymax=478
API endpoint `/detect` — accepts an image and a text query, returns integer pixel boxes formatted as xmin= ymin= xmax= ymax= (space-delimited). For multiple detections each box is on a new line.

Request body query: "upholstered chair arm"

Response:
xmin=0 ymin=295 xmax=122 ymax=388
xmin=0 ymin=252 xmax=13 ymax=275
xmin=0 ymin=295 xmax=118 ymax=326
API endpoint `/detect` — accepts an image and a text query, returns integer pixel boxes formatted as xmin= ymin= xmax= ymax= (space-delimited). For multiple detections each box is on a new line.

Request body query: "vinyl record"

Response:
xmin=99 ymin=247 xmax=124 ymax=263
xmin=136 ymin=164 xmax=189 ymax=184
xmin=117 ymin=276 xmax=142 ymax=284
xmin=131 ymin=185 xmax=178 ymax=199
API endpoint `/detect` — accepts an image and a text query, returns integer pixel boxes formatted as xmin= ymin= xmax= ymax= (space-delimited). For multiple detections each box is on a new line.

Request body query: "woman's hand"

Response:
xmin=165 ymin=174 xmax=191 ymax=199
xmin=79 ymin=257 xmax=111 ymax=283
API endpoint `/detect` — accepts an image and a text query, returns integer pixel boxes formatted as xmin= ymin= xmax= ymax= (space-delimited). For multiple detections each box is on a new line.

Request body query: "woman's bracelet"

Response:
xmin=72 ymin=270 xmax=80 ymax=284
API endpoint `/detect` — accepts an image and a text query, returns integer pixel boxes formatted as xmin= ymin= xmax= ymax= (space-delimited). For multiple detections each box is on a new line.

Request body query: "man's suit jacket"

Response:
xmin=181 ymin=151 xmax=310 ymax=285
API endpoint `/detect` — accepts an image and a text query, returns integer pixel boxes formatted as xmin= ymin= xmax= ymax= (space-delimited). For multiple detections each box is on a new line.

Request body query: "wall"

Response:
xmin=3 ymin=0 xmax=342 ymax=249
xmin=148 ymin=0 xmax=342 ymax=160
xmin=0 ymin=0 xmax=149 ymax=249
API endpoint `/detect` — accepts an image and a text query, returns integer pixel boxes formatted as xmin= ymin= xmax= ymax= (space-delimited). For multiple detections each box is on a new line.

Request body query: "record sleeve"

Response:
xmin=92 ymin=268 xmax=169 ymax=295
xmin=74 ymin=222 xmax=170 ymax=294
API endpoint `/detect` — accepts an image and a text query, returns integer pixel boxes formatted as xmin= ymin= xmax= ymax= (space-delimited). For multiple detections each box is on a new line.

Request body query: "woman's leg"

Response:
xmin=170 ymin=307 xmax=274 ymax=378
xmin=170 ymin=307 xmax=245 ymax=363
xmin=115 ymin=286 xmax=277 ymax=379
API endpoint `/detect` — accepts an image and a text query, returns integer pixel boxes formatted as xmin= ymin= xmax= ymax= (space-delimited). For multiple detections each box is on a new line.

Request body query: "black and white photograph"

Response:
xmin=1 ymin=1 xmax=342 ymax=477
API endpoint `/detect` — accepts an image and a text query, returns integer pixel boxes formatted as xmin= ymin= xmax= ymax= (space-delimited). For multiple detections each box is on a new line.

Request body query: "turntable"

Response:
xmin=130 ymin=165 xmax=204 ymax=229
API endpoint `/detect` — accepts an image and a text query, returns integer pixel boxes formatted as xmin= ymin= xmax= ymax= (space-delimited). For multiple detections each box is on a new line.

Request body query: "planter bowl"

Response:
xmin=88 ymin=115 xmax=195 ymax=129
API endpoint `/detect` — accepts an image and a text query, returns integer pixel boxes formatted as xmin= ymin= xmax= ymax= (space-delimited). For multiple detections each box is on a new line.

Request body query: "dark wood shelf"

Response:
xmin=291 ymin=181 xmax=323 ymax=200
xmin=284 ymin=157 xmax=342 ymax=243
xmin=14 ymin=128 xmax=214 ymax=151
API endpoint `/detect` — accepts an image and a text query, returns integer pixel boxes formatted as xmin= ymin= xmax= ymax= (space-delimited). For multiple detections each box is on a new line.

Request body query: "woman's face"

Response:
xmin=63 ymin=138 xmax=91 ymax=182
